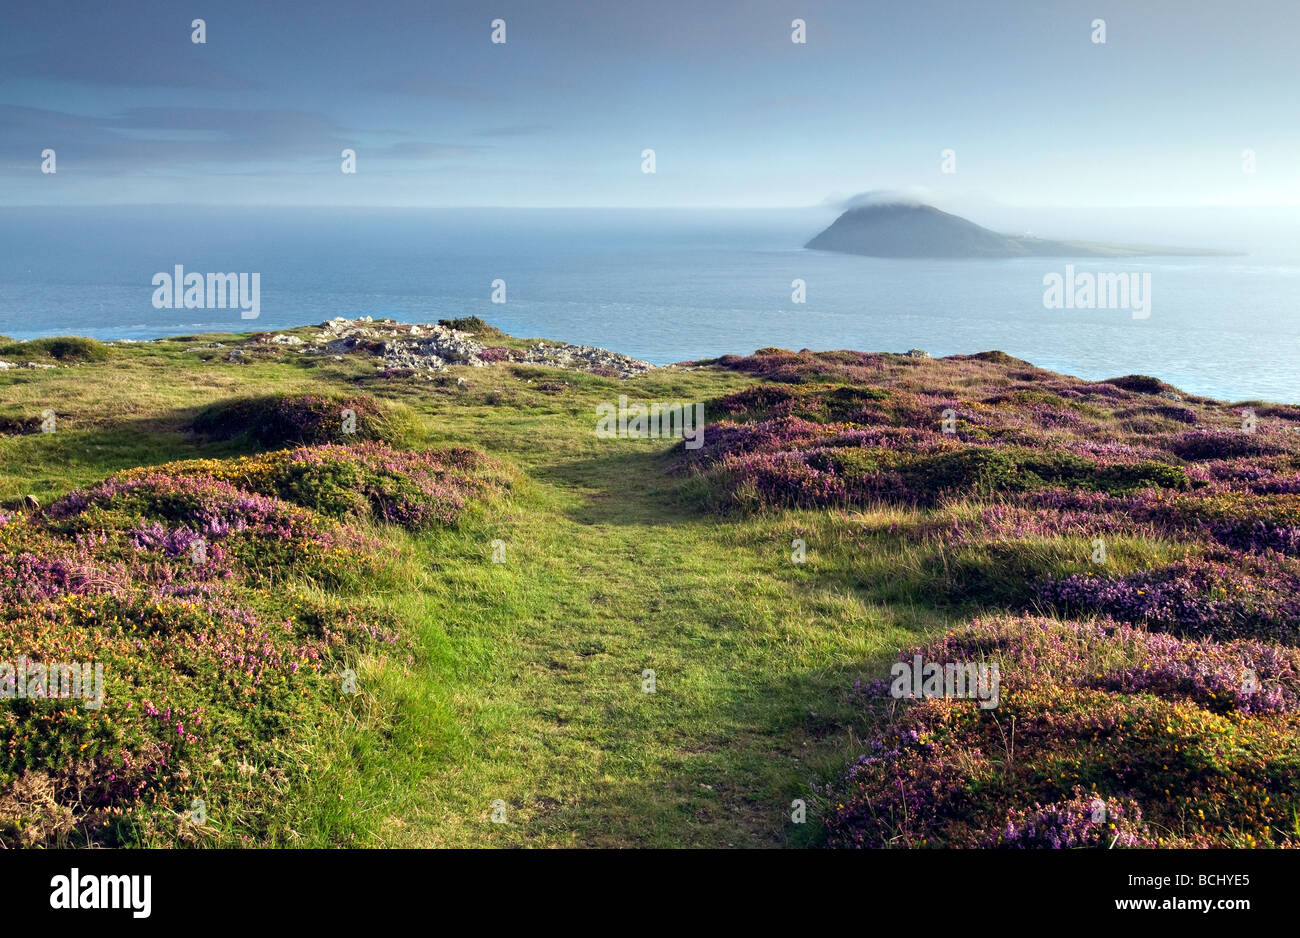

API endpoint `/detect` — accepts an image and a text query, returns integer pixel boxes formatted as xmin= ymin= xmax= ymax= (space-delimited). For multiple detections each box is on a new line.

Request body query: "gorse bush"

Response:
xmin=1103 ymin=374 xmax=1171 ymax=395
xmin=899 ymin=447 xmax=1189 ymax=498
xmin=191 ymin=393 xmax=421 ymax=449
xmin=0 ymin=336 xmax=109 ymax=362
xmin=0 ymin=414 xmax=43 ymax=436
xmin=437 ymin=316 xmax=506 ymax=339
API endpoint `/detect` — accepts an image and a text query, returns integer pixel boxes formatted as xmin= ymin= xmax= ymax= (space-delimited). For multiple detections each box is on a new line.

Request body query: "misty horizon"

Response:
xmin=4 ymin=0 xmax=1299 ymax=209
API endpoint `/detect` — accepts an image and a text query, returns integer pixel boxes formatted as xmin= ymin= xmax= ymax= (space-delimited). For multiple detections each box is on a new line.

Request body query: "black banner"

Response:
xmin=0 ymin=848 xmax=1290 ymax=926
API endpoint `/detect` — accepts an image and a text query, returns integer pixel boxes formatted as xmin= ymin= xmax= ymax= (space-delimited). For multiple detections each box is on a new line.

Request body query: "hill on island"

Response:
xmin=805 ymin=202 xmax=1235 ymax=259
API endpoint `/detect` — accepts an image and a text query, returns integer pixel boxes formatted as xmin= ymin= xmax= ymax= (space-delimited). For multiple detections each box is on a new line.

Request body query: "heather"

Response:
xmin=678 ymin=348 xmax=1300 ymax=847
xmin=103 ymin=442 xmax=510 ymax=531
xmin=681 ymin=350 xmax=1300 ymax=640
xmin=684 ymin=352 xmax=1300 ymax=510
xmin=823 ymin=617 xmax=1300 ymax=848
xmin=5 ymin=323 xmax=1300 ymax=849
xmin=0 ymin=439 xmax=499 ymax=846
xmin=1037 ymin=554 xmax=1300 ymax=642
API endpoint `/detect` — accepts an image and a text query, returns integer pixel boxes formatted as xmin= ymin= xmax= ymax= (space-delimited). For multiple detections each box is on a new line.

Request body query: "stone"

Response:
xmin=294 ymin=317 xmax=654 ymax=378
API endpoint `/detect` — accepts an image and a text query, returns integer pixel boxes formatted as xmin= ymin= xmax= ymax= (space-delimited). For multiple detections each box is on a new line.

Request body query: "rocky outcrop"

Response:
xmin=285 ymin=317 xmax=654 ymax=378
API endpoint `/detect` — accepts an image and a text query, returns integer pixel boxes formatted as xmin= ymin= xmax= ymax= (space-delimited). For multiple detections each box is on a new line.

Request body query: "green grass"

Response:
xmin=0 ymin=332 xmax=987 ymax=846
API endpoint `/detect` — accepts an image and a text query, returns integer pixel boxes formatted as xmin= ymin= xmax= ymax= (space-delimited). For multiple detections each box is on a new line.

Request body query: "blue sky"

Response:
xmin=2 ymin=0 xmax=1298 ymax=207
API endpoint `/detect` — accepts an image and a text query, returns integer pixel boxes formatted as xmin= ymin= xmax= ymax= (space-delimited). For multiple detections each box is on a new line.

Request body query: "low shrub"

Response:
xmin=0 ymin=336 xmax=109 ymax=363
xmin=191 ymin=393 xmax=421 ymax=449
xmin=1170 ymin=428 xmax=1295 ymax=461
xmin=437 ymin=316 xmax=506 ymax=340
xmin=0 ymin=414 xmax=43 ymax=435
xmin=108 ymin=442 xmax=508 ymax=531
xmin=1103 ymin=374 xmax=1171 ymax=395
xmin=1037 ymin=554 xmax=1300 ymax=642
xmin=0 ymin=432 xmax=503 ymax=845
xmin=823 ymin=616 xmax=1300 ymax=848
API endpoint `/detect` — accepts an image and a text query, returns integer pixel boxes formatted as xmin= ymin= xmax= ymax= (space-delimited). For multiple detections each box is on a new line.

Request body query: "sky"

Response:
xmin=2 ymin=0 xmax=1299 ymax=209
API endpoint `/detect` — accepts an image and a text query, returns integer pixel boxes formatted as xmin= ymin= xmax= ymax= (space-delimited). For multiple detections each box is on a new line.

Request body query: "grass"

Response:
xmin=0 ymin=330 xmax=967 ymax=847
xmin=308 ymin=370 xmax=953 ymax=847
xmin=6 ymin=325 xmax=1295 ymax=847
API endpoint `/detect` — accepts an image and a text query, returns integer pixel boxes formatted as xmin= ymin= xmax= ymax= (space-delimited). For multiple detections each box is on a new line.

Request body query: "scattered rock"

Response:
xmin=301 ymin=317 xmax=654 ymax=378
xmin=906 ymin=349 xmax=929 ymax=359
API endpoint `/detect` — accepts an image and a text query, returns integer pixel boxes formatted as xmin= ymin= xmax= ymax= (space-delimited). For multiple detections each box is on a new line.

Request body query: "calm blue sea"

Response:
xmin=2 ymin=206 xmax=1298 ymax=403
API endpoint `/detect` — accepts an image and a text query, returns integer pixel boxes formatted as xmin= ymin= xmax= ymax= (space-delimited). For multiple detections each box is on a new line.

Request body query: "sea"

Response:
xmin=2 ymin=205 xmax=1298 ymax=403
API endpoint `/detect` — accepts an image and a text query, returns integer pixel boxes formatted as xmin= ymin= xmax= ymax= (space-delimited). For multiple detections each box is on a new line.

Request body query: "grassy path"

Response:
xmin=9 ymin=335 xmax=1297 ymax=849
xmin=330 ymin=370 xmax=961 ymax=847
xmin=0 ymin=343 xmax=964 ymax=846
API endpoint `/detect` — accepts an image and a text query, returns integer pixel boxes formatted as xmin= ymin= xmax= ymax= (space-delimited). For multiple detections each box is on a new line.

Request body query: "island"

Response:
xmin=805 ymin=202 xmax=1236 ymax=258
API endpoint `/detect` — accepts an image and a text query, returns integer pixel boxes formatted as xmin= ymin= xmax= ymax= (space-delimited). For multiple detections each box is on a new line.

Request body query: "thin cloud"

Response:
xmin=830 ymin=187 xmax=939 ymax=210
xmin=364 ymin=71 xmax=504 ymax=103
xmin=474 ymin=124 xmax=551 ymax=138
xmin=0 ymin=105 xmax=485 ymax=173
xmin=0 ymin=43 xmax=258 ymax=91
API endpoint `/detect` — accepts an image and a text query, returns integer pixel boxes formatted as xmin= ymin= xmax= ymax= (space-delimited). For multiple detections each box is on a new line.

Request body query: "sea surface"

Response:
xmin=2 ymin=206 xmax=1298 ymax=403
